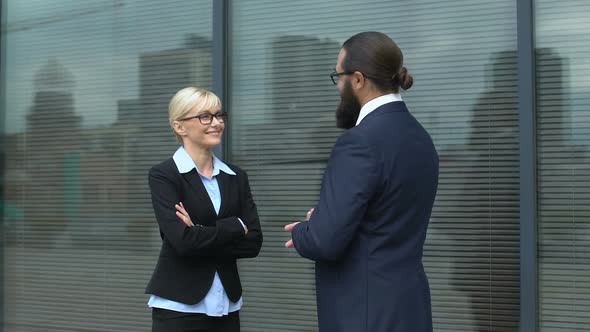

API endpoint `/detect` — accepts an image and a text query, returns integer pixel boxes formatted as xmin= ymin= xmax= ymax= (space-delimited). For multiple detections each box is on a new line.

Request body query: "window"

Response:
xmin=535 ymin=1 xmax=590 ymax=330
xmin=1 ymin=0 xmax=212 ymax=330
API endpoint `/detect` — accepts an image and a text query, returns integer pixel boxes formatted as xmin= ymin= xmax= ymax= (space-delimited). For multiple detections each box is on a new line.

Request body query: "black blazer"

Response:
xmin=292 ymin=101 xmax=439 ymax=332
xmin=145 ymin=158 xmax=263 ymax=304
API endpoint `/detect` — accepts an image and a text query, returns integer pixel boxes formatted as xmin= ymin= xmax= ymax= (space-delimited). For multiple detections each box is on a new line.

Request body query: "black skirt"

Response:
xmin=151 ymin=308 xmax=240 ymax=332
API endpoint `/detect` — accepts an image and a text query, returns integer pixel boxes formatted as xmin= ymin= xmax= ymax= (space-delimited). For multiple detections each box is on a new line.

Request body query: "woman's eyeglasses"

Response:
xmin=179 ymin=112 xmax=227 ymax=125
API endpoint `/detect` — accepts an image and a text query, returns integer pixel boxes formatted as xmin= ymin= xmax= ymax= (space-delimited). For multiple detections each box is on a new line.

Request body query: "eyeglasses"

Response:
xmin=330 ymin=71 xmax=354 ymax=85
xmin=330 ymin=70 xmax=386 ymax=85
xmin=179 ymin=112 xmax=227 ymax=125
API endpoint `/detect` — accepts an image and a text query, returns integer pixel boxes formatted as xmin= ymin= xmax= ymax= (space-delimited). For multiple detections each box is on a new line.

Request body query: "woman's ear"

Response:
xmin=172 ymin=120 xmax=185 ymax=137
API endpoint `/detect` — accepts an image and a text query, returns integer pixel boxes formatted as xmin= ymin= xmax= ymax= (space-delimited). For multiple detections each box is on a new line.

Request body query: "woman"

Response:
xmin=146 ymin=87 xmax=263 ymax=332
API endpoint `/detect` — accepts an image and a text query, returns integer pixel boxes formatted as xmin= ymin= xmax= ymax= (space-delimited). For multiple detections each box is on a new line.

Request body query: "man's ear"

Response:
xmin=352 ymin=71 xmax=365 ymax=90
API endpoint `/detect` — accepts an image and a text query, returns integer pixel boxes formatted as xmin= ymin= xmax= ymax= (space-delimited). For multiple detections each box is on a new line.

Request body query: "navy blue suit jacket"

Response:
xmin=292 ymin=101 xmax=439 ymax=332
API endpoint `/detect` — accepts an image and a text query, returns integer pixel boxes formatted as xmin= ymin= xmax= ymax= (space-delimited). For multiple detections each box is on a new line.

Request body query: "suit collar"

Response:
xmin=356 ymin=93 xmax=403 ymax=126
xmin=173 ymin=146 xmax=236 ymax=177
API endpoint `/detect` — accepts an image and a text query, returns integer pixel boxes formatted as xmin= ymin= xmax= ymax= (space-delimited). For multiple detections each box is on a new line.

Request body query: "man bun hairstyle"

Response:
xmin=342 ymin=31 xmax=413 ymax=93
xmin=395 ymin=66 xmax=414 ymax=91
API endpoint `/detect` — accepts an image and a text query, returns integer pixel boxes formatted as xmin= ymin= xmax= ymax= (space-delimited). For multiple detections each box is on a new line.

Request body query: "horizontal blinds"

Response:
xmin=229 ymin=1 xmax=519 ymax=331
xmin=2 ymin=0 xmax=212 ymax=331
xmin=230 ymin=20 xmax=341 ymax=332
xmin=535 ymin=2 xmax=590 ymax=330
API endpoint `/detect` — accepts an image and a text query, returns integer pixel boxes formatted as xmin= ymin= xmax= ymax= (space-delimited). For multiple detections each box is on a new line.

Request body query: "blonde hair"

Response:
xmin=168 ymin=87 xmax=222 ymax=143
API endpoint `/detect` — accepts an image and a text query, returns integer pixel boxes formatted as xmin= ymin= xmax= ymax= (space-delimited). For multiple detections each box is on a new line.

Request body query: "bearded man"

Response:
xmin=285 ymin=31 xmax=439 ymax=332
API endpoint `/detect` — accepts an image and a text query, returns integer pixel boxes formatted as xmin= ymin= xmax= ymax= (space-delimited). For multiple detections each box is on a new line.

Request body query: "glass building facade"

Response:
xmin=0 ymin=0 xmax=588 ymax=331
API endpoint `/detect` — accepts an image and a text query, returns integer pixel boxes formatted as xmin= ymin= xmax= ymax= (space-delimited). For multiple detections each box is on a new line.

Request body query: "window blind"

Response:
xmin=535 ymin=1 xmax=590 ymax=330
xmin=1 ymin=0 xmax=212 ymax=330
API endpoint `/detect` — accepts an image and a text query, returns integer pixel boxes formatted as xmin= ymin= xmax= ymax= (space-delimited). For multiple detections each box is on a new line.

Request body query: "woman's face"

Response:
xmin=181 ymin=105 xmax=225 ymax=149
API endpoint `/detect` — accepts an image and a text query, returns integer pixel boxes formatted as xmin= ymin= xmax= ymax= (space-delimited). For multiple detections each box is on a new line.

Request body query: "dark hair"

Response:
xmin=342 ymin=31 xmax=413 ymax=93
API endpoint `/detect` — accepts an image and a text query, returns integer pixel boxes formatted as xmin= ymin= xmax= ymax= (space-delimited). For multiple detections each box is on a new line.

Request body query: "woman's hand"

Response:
xmin=175 ymin=202 xmax=195 ymax=227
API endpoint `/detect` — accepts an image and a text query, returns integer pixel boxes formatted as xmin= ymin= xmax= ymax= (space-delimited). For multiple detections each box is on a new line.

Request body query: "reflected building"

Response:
xmin=24 ymin=59 xmax=82 ymax=245
xmin=233 ymin=35 xmax=341 ymax=328
xmin=232 ymin=35 xmax=341 ymax=165
xmin=116 ymin=35 xmax=213 ymax=245
xmin=118 ymin=34 xmax=212 ymax=160
xmin=1 ymin=133 xmax=26 ymax=244
xmin=270 ymin=35 xmax=341 ymax=162
xmin=457 ymin=49 xmax=520 ymax=332
xmin=437 ymin=48 xmax=571 ymax=331
xmin=535 ymin=48 xmax=590 ymax=324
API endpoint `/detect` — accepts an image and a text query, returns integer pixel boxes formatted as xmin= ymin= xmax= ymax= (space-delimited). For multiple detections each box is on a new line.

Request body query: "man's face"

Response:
xmin=335 ymin=49 xmax=361 ymax=129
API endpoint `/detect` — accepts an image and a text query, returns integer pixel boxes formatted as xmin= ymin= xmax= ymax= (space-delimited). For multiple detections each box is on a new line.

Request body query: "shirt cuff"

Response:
xmin=237 ymin=218 xmax=248 ymax=234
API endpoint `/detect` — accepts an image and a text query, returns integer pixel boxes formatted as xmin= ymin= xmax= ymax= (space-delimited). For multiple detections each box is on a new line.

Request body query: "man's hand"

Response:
xmin=284 ymin=208 xmax=314 ymax=248
xmin=283 ymin=222 xmax=300 ymax=248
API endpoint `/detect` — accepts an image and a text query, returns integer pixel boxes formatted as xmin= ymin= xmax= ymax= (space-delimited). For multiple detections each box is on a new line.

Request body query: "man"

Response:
xmin=284 ymin=31 xmax=439 ymax=332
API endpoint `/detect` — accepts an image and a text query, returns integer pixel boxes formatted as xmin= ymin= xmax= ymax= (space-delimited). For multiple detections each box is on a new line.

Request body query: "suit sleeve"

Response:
xmin=291 ymin=131 xmax=378 ymax=261
xmin=216 ymin=170 xmax=263 ymax=259
xmin=149 ymin=166 xmax=245 ymax=257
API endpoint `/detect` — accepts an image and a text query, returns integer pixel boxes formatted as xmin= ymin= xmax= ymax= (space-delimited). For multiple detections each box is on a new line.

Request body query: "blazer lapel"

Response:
xmin=181 ymin=169 xmax=217 ymax=216
xmin=217 ymin=172 xmax=232 ymax=217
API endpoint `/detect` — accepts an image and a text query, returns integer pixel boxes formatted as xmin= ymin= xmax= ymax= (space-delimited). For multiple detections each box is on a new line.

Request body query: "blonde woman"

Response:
xmin=146 ymin=87 xmax=262 ymax=332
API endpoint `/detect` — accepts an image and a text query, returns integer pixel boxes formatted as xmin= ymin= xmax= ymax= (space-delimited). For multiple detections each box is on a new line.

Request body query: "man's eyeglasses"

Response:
xmin=330 ymin=71 xmax=354 ymax=85
xmin=179 ymin=112 xmax=227 ymax=125
xmin=330 ymin=70 xmax=385 ymax=85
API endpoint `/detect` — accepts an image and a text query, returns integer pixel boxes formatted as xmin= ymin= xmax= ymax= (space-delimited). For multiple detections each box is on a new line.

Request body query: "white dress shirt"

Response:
xmin=355 ymin=93 xmax=403 ymax=126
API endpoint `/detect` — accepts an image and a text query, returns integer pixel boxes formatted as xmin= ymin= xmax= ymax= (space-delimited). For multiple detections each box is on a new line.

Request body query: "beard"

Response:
xmin=335 ymin=80 xmax=362 ymax=129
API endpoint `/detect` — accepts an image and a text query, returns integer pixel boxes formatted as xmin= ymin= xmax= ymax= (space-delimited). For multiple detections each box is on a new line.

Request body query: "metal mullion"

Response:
xmin=517 ymin=0 xmax=537 ymax=330
xmin=212 ymin=0 xmax=228 ymax=158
